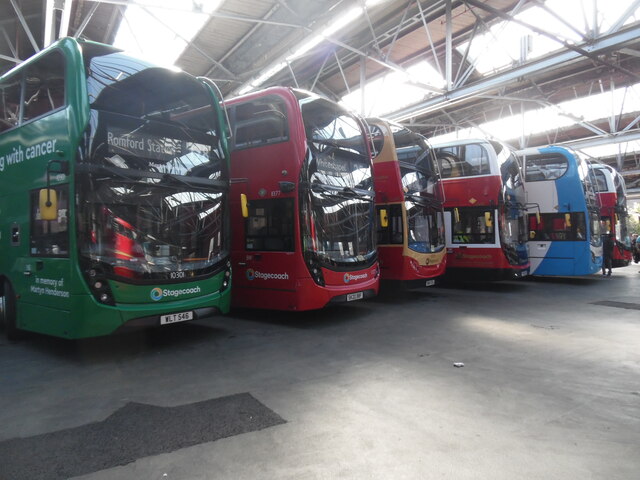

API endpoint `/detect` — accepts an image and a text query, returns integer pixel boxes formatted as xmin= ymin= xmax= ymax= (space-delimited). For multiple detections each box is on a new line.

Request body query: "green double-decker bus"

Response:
xmin=0 ymin=38 xmax=231 ymax=339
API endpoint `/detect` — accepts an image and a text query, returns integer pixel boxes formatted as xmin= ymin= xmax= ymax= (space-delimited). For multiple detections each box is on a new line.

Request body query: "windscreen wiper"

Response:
xmin=405 ymin=193 xmax=442 ymax=208
xmin=311 ymin=183 xmax=374 ymax=200
xmin=76 ymin=163 xmax=151 ymax=183
xmin=161 ymin=173 xmax=227 ymax=191
xmin=78 ymin=164 xmax=226 ymax=191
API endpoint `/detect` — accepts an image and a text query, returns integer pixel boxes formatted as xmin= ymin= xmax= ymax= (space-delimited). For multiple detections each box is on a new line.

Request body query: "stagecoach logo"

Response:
xmin=343 ymin=272 xmax=368 ymax=283
xmin=150 ymin=286 xmax=201 ymax=301
xmin=246 ymin=268 xmax=289 ymax=281
xmin=150 ymin=288 xmax=164 ymax=301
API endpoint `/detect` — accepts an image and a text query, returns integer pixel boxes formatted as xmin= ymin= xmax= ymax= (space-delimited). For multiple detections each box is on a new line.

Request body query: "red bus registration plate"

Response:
xmin=346 ymin=292 xmax=364 ymax=302
xmin=160 ymin=311 xmax=194 ymax=325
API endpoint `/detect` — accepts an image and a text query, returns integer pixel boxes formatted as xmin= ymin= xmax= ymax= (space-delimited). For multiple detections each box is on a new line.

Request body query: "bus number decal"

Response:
xmin=170 ymin=271 xmax=185 ymax=279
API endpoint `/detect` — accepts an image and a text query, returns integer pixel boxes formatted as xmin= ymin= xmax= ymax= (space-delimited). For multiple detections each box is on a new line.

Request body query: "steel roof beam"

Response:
xmin=204 ymin=4 xmax=281 ymax=80
xmin=139 ymin=6 xmax=236 ymax=79
xmin=9 ymin=0 xmax=40 ymax=52
xmin=389 ymin=24 xmax=640 ymax=122
xmin=1 ymin=28 xmax=18 ymax=58
xmin=86 ymin=0 xmax=305 ymax=29
xmin=73 ymin=2 xmax=100 ymax=38
xmin=464 ymin=0 xmax=640 ymax=81
xmin=606 ymin=0 xmax=640 ymax=35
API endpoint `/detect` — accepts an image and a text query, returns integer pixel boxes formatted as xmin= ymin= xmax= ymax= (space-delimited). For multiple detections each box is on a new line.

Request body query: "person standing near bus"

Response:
xmin=602 ymin=233 xmax=614 ymax=276
xmin=632 ymin=233 xmax=639 ymax=263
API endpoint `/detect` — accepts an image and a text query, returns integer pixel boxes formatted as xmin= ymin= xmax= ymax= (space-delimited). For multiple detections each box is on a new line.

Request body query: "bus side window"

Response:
xmin=22 ymin=50 xmax=65 ymax=123
xmin=30 ymin=185 xmax=69 ymax=257
xmin=0 ymin=78 xmax=21 ymax=132
xmin=245 ymin=198 xmax=294 ymax=251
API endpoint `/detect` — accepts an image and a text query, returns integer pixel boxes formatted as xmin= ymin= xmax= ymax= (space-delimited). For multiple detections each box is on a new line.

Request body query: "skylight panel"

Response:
xmin=457 ymin=3 xmax=583 ymax=76
xmin=457 ymin=0 xmax=640 ymax=77
xmin=428 ymin=83 xmax=640 ymax=155
xmin=113 ymin=0 xmax=222 ymax=68
xmin=580 ymin=141 xmax=640 ymax=160
xmin=234 ymin=0 xmax=393 ymax=95
xmin=340 ymin=61 xmax=445 ymax=117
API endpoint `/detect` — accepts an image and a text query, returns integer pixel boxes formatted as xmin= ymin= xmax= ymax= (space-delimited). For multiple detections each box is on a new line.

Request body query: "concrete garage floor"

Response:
xmin=1 ymin=266 xmax=639 ymax=480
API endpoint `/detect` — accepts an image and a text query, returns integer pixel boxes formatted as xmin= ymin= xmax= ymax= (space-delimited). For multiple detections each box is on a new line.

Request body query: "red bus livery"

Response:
xmin=434 ymin=139 xmax=529 ymax=280
xmin=368 ymin=118 xmax=446 ymax=288
xmin=227 ymin=87 xmax=379 ymax=310
xmin=591 ymin=163 xmax=632 ymax=267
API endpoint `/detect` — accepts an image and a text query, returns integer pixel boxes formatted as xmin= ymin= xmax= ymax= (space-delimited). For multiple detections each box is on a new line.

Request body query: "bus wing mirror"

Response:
xmin=39 ymin=189 xmax=58 ymax=221
xmin=484 ymin=211 xmax=492 ymax=227
xmin=240 ymin=193 xmax=249 ymax=218
xmin=379 ymin=208 xmax=388 ymax=228
xmin=565 ymin=213 xmax=571 ymax=227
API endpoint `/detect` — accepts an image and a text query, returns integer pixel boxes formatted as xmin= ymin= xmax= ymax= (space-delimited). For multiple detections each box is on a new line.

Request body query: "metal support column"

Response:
xmin=445 ymin=0 xmax=452 ymax=91
xmin=360 ymin=55 xmax=366 ymax=116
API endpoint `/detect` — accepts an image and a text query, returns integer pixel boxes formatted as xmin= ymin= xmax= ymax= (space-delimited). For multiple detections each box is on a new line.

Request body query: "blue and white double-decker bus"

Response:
xmin=518 ymin=145 xmax=602 ymax=276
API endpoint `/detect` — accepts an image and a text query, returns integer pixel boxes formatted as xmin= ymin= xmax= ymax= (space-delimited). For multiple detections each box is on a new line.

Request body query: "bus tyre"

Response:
xmin=1 ymin=281 xmax=22 ymax=341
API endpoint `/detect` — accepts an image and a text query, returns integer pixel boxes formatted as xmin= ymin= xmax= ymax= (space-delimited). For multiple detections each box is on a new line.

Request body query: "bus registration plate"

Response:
xmin=160 ymin=311 xmax=194 ymax=325
xmin=425 ymin=280 xmax=435 ymax=287
xmin=346 ymin=292 xmax=364 ymax=302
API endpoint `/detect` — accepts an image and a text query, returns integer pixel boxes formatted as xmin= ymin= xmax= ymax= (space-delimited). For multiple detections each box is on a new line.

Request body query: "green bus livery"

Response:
xmin=0 ymin=38 xmax=231 ymax=339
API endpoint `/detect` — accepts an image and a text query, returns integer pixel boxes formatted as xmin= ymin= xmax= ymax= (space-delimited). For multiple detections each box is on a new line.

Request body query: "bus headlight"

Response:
xmin=220 ymin=261 xmax=232 ymax=292
xmin=307 ymin=261 xmax=325 ymax=286
xmin=84 ymin=266 xmax=116 ymax=306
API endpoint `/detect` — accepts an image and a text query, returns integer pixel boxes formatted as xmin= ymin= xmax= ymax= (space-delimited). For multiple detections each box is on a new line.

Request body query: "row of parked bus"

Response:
xmin=0 ymin=38 xmax=633 ymax=340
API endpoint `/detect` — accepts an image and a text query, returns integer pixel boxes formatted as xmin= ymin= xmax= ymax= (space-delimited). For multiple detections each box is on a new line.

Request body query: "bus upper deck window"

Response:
xmin=233 ymin=97 xmax=288 ymax=149
xmin=0 ymin=78 xmax=21 ymax=132
xmin=524 ymin=155 xmax=568 ymax=182
xmin=22 ymin=50 xmax=66 ymax=123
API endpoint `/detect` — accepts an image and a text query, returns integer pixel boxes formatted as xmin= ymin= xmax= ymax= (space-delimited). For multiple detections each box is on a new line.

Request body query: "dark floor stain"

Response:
xmin=0 ymin=393 xmax=285 ymax=480
xmin=590 ymin=300 xmax=640 ymax=311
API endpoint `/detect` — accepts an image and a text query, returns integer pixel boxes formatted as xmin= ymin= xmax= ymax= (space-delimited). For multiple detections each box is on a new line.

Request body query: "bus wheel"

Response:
xmin=1 ymin=280 xmax=22 ymax=341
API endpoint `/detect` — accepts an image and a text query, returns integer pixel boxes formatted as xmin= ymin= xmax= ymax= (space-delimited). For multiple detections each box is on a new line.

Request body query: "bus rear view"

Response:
xmin=591 ymin=163 xmax=632 ymax=268
xmin=0 ymin=38 xmax=231 ymax=339
xmin=520 ymin=146 xmax=603 ymax=276
xmin=434 ymin=139 xmax=530 ymax=280
xmin=227 ymin=87 xmax=379 ymax=311
xmin=368 ymin=118 xmax=446 ymax=288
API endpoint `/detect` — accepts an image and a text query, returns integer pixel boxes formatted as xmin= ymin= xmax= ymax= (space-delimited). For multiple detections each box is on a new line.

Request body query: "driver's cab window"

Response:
xmin=30 ymin=185 xmax=69 ymax=257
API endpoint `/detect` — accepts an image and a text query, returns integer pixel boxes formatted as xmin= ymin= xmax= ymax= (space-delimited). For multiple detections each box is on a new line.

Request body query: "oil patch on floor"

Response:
xmin=591 ymin=300 xmax=640 ymax=311
xmin=0 ymin=393 xmax=285 ymax=480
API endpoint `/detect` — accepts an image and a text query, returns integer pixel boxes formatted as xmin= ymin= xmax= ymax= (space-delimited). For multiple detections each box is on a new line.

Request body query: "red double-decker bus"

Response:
xmin=367 ymin=118 xmax=446 ymax=287
xmin=226 ymin=87 xmax=379 ymax=310
xmin=591 ymin=162 xmax=632 ymax=267
xmin=433 ymin=139 xmax=530 ymax=280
